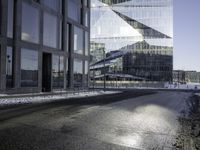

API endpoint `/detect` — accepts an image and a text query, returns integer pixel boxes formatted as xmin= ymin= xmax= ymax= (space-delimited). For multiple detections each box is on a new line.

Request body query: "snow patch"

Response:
xmin=0 ymin=91 xmax=120 ymax=107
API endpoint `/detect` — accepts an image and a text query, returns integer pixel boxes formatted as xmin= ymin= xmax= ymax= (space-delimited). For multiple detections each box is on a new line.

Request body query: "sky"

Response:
xmin=174 ymin=0 xmax=200 ymax=71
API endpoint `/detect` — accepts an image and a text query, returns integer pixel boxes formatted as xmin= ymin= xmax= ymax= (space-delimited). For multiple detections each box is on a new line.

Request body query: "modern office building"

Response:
xmin=173 ymin=70 xmax=200 ymax=83
xmin=0 ymin=0 xmax=90 ymax=94
xmin=90 ymin=0 xmax=173 ymax=83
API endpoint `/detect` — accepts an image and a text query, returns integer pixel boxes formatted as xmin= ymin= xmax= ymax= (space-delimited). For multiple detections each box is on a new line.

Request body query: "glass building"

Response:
xmin=90 ymin=0 xmax=173 ymax=83
xmin=0 ymin=0 xmax=90 ymax=93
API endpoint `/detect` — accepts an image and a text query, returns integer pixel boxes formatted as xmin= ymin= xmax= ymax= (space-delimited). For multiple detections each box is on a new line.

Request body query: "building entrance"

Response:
xmin=42 ymin=53 xmax=52 ymax=92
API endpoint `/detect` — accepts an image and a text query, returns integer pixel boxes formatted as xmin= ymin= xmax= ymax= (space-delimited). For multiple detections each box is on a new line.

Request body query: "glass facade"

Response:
xmin=52 ymin=55 xmax=64 ymax=89
xmin=74 ymin=26 xmax=84 ymax=54
xmin=7 ymin=0 xmax=14 ymax=38
xmin=43 ymin=0 xmax=61 ymax=12
xmin=21 ymin=48 xmax=38 ymax=87
xmin=6 ymin=47 xmax=13 ymax=88
xmin=68 ymin=0 xmax=81 ymax=22
xmin=43 ymin=12 xmax=58 ymax=48
xmin=21 ymin=2 xmax=39 ymax=43
xmin=74 ymin=59 xmax=83 ymax=87
xmin=0 ymin=0 xmax=90 ymax=93
xmin=90 ymin=0 xmax=173 ymax=82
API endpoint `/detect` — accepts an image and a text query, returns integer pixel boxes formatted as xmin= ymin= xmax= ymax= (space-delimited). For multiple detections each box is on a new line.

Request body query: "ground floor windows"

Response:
xmin=6 ymin=47 xmax=13 ymax=88
xmin=21 ymin=48 xmax=38 ymax=87
xmin=84 ymin=60 xmax=89 ymax=87
xmin=74 ymin=58 xmax=83 ymax=87
xmin=52 ymin=55 xmax=64 ymax=89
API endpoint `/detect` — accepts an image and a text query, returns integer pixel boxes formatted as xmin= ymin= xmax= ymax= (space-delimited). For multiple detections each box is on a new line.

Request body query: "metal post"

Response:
xmin=103 ymin=49 xmax=106 ymax=91
xmin=93 ymin=65 xmax=95 ymax=90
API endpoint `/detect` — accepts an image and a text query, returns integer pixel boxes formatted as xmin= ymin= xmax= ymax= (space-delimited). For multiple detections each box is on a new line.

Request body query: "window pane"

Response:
xmin=52 ymin=55 xmax=64 ymax=88
xmin=85 ymin=32 xmax=89 ymax=55
xmin=68 ymin=0 xmax=80 ymax=22
xmin=84 ymin=61 xmax=89 ymax=87
xmin=74 ymin=59 xmax=83 ymax=87
xmin=6 ymin=47 xmax=13 ymax=88
xmin=21 ymin=48 xmax=38 ymax=87
xmin=21 ymin=2 xmax=39 ymax=43
xmin=85 ymin=61 xmax=88 ymax=75
xmin=43 ymin=0 xmax=61 ymax=12
xmin=74 ymin=26 xmax=83 ymax=54
xmin=7 ymin=0 xmax=14 ymax=38
xmin=43 ymin=12 xmax=58 ymax=48
xmin=84 ymin=10 xmax=89 ymax=27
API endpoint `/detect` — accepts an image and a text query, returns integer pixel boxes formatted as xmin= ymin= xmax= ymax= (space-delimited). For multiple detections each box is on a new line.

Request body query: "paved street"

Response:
xmin=0 ymin=91 xmax=191 ymax=150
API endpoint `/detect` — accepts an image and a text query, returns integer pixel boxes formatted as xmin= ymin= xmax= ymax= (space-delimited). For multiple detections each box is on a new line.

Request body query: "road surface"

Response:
xmin=0 ymin=91 xmax=191 ymax=150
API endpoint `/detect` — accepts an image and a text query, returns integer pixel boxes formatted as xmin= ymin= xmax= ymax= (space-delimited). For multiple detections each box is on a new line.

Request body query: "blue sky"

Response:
xmin=174 ymin=0 xmax=200 ymax=71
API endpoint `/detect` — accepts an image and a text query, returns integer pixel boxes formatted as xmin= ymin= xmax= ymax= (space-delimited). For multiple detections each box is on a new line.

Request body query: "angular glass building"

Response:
xmin=90 ymin=0 xmax=173 ymax=83
xmin=0 ymin=0 xmax=90 ymax=94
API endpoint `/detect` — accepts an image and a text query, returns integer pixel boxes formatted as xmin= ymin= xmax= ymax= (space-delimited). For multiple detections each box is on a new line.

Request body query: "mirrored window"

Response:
xmin=84 ymin=60 xmax=88 ymax=87
xmin=21 ymin=2 xmax=39 ymax=43
xmin=68 ymin=0 xmax=81 ymax=22
xmin=43 ymin=0 xmax=61 ymax=12
xmin=43 ymin=12 xmax=58 ymax=48
xmin=7 ymin=0 xmax=14 ymax=38
xmin=84 ymin=10 xmax=89 ymax=27
xmin=6 ymin=47 xmax=13 ymax=88
xmin=74 ymin=59 xmax=83 ymax=87
xmin=74 ymin=26 xmax=83 ymax=54
xmin=21 ymin=48 xmax=38 ymax=87
xmin=52 ymin=55 xmax=64 ymax=89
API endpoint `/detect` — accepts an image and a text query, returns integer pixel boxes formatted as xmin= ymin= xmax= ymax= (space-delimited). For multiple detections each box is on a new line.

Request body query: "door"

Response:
xmin=42 ymin=53 xmax=52 ymax=92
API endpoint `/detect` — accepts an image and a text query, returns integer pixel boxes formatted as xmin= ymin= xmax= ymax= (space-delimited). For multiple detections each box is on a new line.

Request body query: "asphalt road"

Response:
xmin=0 ymin=91 xmax=191 ymax=150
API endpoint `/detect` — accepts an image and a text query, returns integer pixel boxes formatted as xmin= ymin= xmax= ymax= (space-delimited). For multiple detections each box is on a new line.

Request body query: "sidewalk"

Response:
xmin=0 ymin=90 xmax=120 ymax=107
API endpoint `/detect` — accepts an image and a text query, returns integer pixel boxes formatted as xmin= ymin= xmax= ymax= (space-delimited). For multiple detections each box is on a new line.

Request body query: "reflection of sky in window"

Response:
xmin=21 ymin=2 xmax=39 ymax=43
xmin=74 ymin=26 xmax=84 ymax=54
xmin=43 ymin=12 xmax=58 ymax=48
xmin=74 ymin=59 xmax=83 ymax=74
xmin=68 ymin=0 xmax=80 ymax=22
xmin=43 ymin=0 xmax=61 ymax=11
xmin=7 ymin=0 xmax=14 ymax=38
xmin=21 ymin=49 xmax=38 ymax=71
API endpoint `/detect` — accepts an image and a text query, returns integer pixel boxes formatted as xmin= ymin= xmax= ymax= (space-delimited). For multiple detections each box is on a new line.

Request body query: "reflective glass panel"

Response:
xmin=21 ymin=2 xmax=39 ymax=43
xmin=6 ymin=47 xmax=13 ymax=88
xmin=84 ymin=60 xmax=89 ymax=87
xmin=21 ymin=48 xmax=38 ymax=87
xmin=68 ymin=0 xmax=80 ymax=22
xmin=74 ymin=59 xmax=83 ymax=87
xmin=43 ymin=0 xmax=61 ymax=12
xmin=43 ymin=12 xmax=58 ymax=48
xmin=52 ymin=55 xmax=64 ymax=88
xmin=7 ymin=0 xmax=14 ymax=38
xmin=74 ymin=26 xmax=83 ymax=54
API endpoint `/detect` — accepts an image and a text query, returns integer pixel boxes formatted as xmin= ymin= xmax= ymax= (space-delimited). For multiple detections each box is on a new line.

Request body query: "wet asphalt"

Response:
xmin=0 ymin=90 xmax=192 ymax=150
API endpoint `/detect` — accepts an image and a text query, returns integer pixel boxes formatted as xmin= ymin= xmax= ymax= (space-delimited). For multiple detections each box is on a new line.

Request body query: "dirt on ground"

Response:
xmin=173 ymin=93 xmax=200 ymax=150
